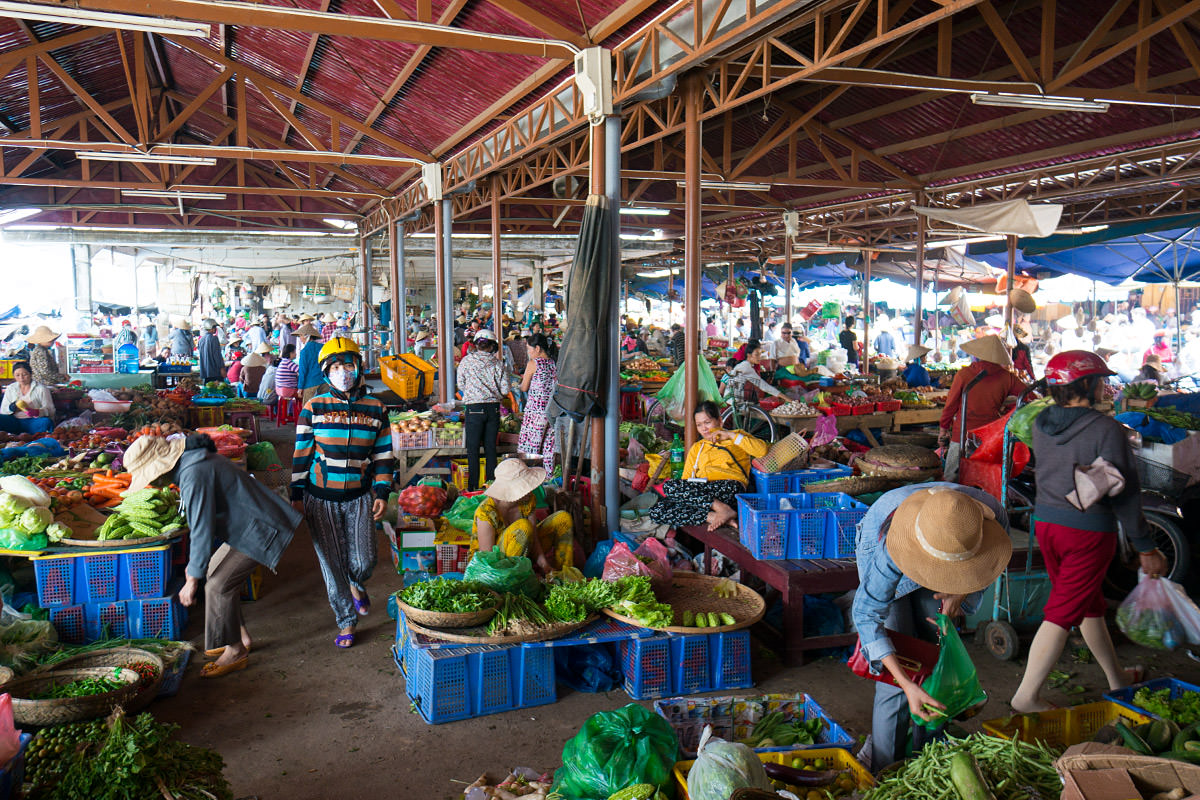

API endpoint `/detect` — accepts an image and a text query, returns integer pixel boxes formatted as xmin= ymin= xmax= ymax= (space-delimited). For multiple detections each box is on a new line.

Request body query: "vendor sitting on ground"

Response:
xmin=0 ymin=361 xmax=55 ymax=434
xmin=852 ymin=484 xmax=1011 ymax=770
xmin=472 ymin=458 xmax=578 ymax=575
xmin=648 ymin=400 xmax=768 ymax=531
xmin=901 ymin=344 xmax=932 ymax=387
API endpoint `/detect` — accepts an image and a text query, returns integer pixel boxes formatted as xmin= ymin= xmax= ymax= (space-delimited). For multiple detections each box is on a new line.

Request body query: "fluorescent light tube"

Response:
xmin=970 ymin=93 xmax=1109 ymax=113
xmin=78 ymin=151 xmax=216 ymax=166
xmin=636 ymin=269 xmax=675 ymax=278
xmin=675 ymin=180 xmax=773 ymax=191
xmin=620 ymin=207 xmax=671 ymax=216
xmin=0 ymin=1 xmax=210 ymax=36
xmin=0 ymin=208 xmax=40 ymax=225
xmin=122 ymin=189 xmax=227 ymax=200
xmin=322 ymin=218 xmax=358 ymax=230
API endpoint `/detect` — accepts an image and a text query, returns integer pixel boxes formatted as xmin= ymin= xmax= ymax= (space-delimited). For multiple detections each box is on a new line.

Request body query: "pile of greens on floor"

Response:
xmin=25 ymin=709 xmax=231 ymax=800
xmin=864 ymin=733 xmax=1060 ymax=800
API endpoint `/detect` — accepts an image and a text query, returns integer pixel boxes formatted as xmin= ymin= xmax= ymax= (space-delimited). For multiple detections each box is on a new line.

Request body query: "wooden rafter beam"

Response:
xmin=280 ymin=0 xmax=333 ymax=146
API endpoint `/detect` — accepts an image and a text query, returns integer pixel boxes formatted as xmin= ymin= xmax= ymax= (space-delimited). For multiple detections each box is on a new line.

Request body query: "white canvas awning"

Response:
xmin=915 ymin=199 xmax=1063 ymax=238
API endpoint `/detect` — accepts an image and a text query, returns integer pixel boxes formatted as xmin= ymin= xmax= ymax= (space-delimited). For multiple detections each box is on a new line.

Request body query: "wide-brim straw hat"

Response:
xmin=485 ymin=458 xmax=545 ymax=502
xmin=961 ymin=334 xmax=1013 ymax=368
xmin=176 ymin=319 xmax=192 ymax=331
xmin=1008 ymin=288 xmax=1037 ymax=314
xmin=27 ymin=325 xmax=60 ymax=346
xmin=294 ymin=322 xmax=320 ymax=338
xmin=886 ymin=487 xmax=1012 ymax=595
xmin=241 ymin=353 xmax=268 ymax=368
xmin=254 ymin=342 xmax=273 ymax=354
xmin=124 ymin=436 xmax=186 ymax=493
xmin=1096 ymin=347 xmax=1118 ymax=360
xmin=321 ymin=313 xmax=338 ymax=323
xmin=1143 ymin=354 xmax=1167 ymax=372
xmin=906 ymin=344 xmax=931 ymax=361
xmin=298 ymin=313 xmax=315 ymax=322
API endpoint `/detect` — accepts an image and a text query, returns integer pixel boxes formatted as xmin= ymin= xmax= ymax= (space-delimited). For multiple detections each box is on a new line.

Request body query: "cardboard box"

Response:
xmin=1058 ymin=744 xmax=1200 ymax=800
xmin=1061 ymin=767 xmax=1142 ymax=800
xmin=397 ymin=529 xmax=436 ymax=550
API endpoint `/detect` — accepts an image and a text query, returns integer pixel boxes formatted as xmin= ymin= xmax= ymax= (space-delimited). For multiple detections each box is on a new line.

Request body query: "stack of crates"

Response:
xmin=735 ymin=492 xmax=868 ymax=560
xmin=620 ymin=629 xmax=753 ymax=700
xmin=34 ymin=546 xmax=185 ymax=644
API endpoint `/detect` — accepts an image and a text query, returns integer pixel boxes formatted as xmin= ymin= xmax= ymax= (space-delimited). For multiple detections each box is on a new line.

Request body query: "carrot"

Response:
xmin=102 ymin=498 xmax=121 ymax=508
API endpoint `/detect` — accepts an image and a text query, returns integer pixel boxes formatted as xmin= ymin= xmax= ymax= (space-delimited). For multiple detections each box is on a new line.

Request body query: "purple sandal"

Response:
xmin=353 ymin=593 xmax=371 ymax=616
xmin=334 ymin=633 xmax=355 ymax=649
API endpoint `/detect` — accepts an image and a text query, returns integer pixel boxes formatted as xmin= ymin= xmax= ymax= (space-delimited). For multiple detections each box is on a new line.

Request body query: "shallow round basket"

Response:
xmin=92 ymin=400 xmax=132 ymax=413
xmin=804 ymin=475 xmax=910 ymax=496
xmin=32 ymin=649 xmax=164 ymax=713
xmin=602 ymin=572 xmax=765 ymax=633
xmin=2 ymin=667 xmax=142 ymax=726
xmin=880 ymin=431 xmax=939 ymax=449
xmin=395 ymin=589 xmax=501 ymax=629
xmin=404 ymin=614 xmax=597 ymax=645
xmin=855 ymin=444 xmax=942 ymax=480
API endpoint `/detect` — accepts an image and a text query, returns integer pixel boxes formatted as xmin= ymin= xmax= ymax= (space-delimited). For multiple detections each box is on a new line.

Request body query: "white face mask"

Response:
xmin=329 ymin=368 xmax=356 ymax=392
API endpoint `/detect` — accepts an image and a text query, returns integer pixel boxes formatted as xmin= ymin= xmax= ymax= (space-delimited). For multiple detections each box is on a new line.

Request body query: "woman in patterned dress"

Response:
xmin=517 ymin=333 xmax=557 ymax=475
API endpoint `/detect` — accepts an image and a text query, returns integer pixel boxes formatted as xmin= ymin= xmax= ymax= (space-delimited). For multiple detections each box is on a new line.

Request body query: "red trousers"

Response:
xmin=1035 ymin=520 xmax=1117 ymax=629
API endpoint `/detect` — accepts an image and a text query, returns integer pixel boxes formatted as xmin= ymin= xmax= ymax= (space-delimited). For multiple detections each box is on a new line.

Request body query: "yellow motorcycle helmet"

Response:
xmin=318 ymin=336 xmax=361 ymax=366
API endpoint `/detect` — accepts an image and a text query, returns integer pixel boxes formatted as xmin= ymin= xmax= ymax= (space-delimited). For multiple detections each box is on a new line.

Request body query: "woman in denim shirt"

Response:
xmin=851 ymin=484 xmax=1011 ymax=770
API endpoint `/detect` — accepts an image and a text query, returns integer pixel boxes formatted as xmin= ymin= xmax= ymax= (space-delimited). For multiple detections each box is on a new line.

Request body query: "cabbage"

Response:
xmin=0 ymin=476 xmax=49 ymax=508
xmin=44 ymin=522 xmax=71 ymax=543
xmin=17 ymin=506 xmax=52 ymax=535
xmin=686 ymin=727 xmax=774 ymax=800
xmin=0 ymin=493 xmax=29 ymax=518
xmin=1010 ymin=397 xmax=1054 ymax=446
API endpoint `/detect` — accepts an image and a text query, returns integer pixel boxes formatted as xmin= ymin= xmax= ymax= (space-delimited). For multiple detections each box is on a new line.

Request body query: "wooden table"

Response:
xmin=890 ymin=407 xmax=943 ymax=431
xmin=392 ymin=444 xmax=516 ymax=487
xmin=777 ymin=412 xmax=894 ymax=446
xmin=681 ymin=525 xmax=860 ymax=666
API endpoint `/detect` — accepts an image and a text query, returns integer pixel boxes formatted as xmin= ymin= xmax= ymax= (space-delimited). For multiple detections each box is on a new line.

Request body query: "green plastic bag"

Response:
xmin=655 ymin=357 xmax=723 ymax=420
xmin=462 ymin=546 xmax=539 ymax=597
xmin=912 ymin=614 xmax=987 ymax=729
xmin=552 ymin=703 xmax=680 ymax=800
xmin=0 ymin=528 xmax=46 ymax=551
xmin=444 ymin=494 xmax=486 ymax=532
xmin=1009 ymin=398 xmax=1053 ymax=446
xmin=246 ymin=441 xmax=281 ymax=471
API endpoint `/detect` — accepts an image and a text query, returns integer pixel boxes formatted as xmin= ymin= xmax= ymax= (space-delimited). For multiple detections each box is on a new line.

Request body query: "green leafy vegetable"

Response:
xmin=1132 ymin=687 xmax=1200 ymax=726
xmin=397 ymin=578 xmax=495 ymax=613
xmin=543 ymin=579 xmax=618 ymax=622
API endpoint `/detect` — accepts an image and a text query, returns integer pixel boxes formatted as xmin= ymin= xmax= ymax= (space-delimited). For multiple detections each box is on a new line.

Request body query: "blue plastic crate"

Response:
xmin=807 ymin=493 xmax=869 ymax=559
xmin=0 ymin=732 xmax=30 ymax=800
xmin=406 ymin=645 xmax=476 ymax=724
xmin=470 ymin=647 xmax=515 ymax=717
xmin=72 ymin=553 xmax=119 ymax=605
xmin=33 ymin=557 xmax=73 ymax=608
xmin=84 ymin=601 xmax=129 ymax=641
xmin=49 ymin=605 xmax=86 ymax=645
xmin=1104 ymin=678 xmax=1200 ymax=721
xmin=711 ymin=630 xmax=753 ymax=690
xmin=668 ymin=634 xmax=713 ymax=695
xmin=653 ymin=692 xmax=854 ymax=758
xmin=118 ymin=547 xmax=170 ymax=600
xmin=621 ymin=634 xmax=672 ymax=700
xmin=125 ymin=596 xmax=184 ymax=639
xmin=517 ymin=646 xmax=556 ymax=708
xmin=735 ymin=495 xmax=792 ymax=559
xmin=751 ymin=466 xmax=853 ymax=495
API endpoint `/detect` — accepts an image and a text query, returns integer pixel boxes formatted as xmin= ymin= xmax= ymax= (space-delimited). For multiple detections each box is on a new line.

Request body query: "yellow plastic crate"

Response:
xmin=380 ymin=354 xmax=436 ymax=400
xmin=673 ymin=746 xmax=873 ymax=800
xmin=450 ymin=458 xmax=488 ymax=491
xmin=982 ymin=701 xmax=1152 ymax=749
xmin=0 ymin=360 xmax=16 ymax=380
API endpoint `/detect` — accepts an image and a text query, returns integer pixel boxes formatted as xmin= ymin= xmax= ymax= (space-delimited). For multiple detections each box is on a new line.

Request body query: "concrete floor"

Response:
xmin=151 ymin=421 xmax=1200 ymax=800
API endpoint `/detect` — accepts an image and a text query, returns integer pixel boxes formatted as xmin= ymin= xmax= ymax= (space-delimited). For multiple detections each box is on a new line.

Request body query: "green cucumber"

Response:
xmin=949 ymin=752 xmax=997 ymax=800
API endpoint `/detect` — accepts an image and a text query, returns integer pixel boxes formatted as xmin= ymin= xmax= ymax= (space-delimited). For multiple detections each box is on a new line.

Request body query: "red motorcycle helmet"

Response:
xmin=1044 ymin=349 xmax=1115 ymax=385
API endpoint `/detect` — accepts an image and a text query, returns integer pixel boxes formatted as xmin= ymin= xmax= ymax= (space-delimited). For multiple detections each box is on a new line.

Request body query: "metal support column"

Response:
xmin=784 ymin=236 xmax=793 ymax=322
xmin=588 ymin=109 xmax=607 ymax=540
xmin=433 ymin=201 xmax=448 ymax=402
xmin=532 ymin=267 xmax=544 ymax=318
xmin=683 ymin=74 xmax=702 ymax=451
xmin=862 ymin=252 xmax=871 ymax=375
xmin=389 ymin=221 xmax=405 ymax=355
xmin=914 ymin=192 xmax=927 ymax=346
xmin=360 ymin=236 xmax=374 ymax=371
xmin=442 ymin=197 xmax=456 ymax=396
xmin=604 ymin=112 xmax=621 ymax=537
xmin=1004 ymin=235 xmax=1017 ymax=331
xmin=491 ymin=178 xmax=504 ymax=346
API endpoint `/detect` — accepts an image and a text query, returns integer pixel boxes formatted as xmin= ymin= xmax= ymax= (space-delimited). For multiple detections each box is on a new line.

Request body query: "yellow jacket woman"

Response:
xmin=650 ymin=401 xmax=767 ymax=531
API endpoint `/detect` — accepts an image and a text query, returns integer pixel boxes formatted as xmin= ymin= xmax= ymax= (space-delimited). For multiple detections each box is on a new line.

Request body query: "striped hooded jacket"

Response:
xmin=290 ymin=386 xmax=394 ymax=502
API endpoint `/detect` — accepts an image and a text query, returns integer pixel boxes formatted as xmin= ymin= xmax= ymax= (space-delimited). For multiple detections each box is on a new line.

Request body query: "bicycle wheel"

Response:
xmin=1103 ymin=510 xmax=1191 ymax=601
xmin=643 ymin=398 xmax=682 ymax=439
xmin=722 ymin=403 xmax=776 ymax=442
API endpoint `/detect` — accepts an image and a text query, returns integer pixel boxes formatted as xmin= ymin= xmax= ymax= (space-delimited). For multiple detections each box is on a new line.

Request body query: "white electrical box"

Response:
xmin=574 ymin=46 xmax=613 ymax=117
xmin=421 ymin=162 xmax=443 ymax=201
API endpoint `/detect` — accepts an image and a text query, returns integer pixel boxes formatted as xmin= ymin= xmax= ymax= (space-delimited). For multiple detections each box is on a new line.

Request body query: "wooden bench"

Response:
xmin=681 ymin=525 xmax=859 ymax=666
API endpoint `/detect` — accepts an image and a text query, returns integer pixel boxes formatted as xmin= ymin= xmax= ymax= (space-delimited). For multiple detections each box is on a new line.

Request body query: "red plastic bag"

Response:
xmin=967 ymin=411 xmax=1015 ymax=463
xmin=398 ymin=484 xmax=447 ymax=518
xmin=0 ymin=695 xmax=18 ymax=766
xmin=602 ymin=539 xmax=672 ymax=590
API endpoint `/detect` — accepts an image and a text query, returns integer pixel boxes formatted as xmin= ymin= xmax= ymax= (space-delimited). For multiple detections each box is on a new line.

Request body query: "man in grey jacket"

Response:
xmin=123 ymin=434 xmax=302 ymax=678
xmin=197 ymin=319 xmax=225 ymax=383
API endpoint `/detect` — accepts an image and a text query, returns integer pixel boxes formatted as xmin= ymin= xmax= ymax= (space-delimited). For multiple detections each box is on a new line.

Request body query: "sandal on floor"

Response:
xmin=353 ymin=592 xmax=371 ymax=616
xmin=1125 ymin=664 xmax=1146 ymax=684
xmin=335 ymin=633 xmax=355 ymax=649
xmin=205 ymin=645 xmax=252 ymax=659
xmin=200 ymin=656 xmax=249 ymax=678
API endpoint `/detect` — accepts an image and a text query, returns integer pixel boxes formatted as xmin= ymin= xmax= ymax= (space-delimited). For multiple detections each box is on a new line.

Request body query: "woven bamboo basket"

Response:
xmin=602 ymin=572 xmax=765 ymax=633
xmin=403 ymin=614 xmax=598 ymax=645
xmin=881 ymin=431 xmax=939 ymax=449
xmin=752 ymin=433 xmax=809 ymax=474
xmin=252 ymin=465 xmax=290 ymax=489
xmin=394 ymin=589 xmax=501 ymax=629
xmin=855 ymin=444 xmax=942 ymax=480
xmin=32 ymin=648 xmax=165 ymax=713
xmin=803 ymin=475 xmax=909 ymax=496
xmin=2 ymin=667 xmax=142 ymax=726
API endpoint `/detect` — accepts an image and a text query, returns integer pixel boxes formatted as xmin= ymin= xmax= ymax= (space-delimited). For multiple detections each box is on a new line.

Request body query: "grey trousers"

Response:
xmin=942 ymin=441 xmax=962 ymax=482
xmin=304 ymin=493 xmax=376 ymax=629
xmin=204 ymin=544 xmax=260 ymax=652
xmin=871 ymin=588 xmax=946 ymax=771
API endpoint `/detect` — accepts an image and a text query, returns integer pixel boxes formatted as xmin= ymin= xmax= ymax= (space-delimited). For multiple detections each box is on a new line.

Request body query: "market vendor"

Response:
xmin=852 ymin=484 xmax=1011 ymax=770
xmin=473 ymin=458 xmax=576 ymax=575
xmin=518 ymin=333 xmax=558 ymax=475
xmin=125 ymin=433 xmax=302 ymax=678
xmin=938 ymin=334 xmax=1027 ymax=481
xmin=1137 ymin=353 xmax=1168 ymax=384
xmin=0 ymin=361 xmax=55 ymax=434
xmin=1010 ymin=351 xmax=1167 ymax=713
xmin=1012 ymin=325 xmax=1035 ymax=382
xmin=725 ymin=340 xmax=786 ymax=402
xmin=773 ymin=323 xmax=808 ymax=379
xmin=170 ymin=319 xmax=194 ymax=358
xmin=25 ymin=325 xmax=67 ymax=385
xmin=239 ymin=350 xmax=268 ymax=397
xmin=294 ymin=322 xmax=325 ymax=406
xmin=901 ymin=344 xmax=932 ymax=388
xmin=648 ymin=400 xmax=768 ymax=530
xmin=197 ymin=319 xmax=225 ymax=383
xmin=1144 ymin=329 xmax=1173 ymax=365
xmin=290 ymin=337 xmax=393 ymax=649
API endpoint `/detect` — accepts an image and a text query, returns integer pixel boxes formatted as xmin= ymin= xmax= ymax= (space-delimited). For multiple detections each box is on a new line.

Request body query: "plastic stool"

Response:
xmin=276 ymin=397 xmax=300 ymax=426
xmin=227 ymin=411 xmax=259 ymax=443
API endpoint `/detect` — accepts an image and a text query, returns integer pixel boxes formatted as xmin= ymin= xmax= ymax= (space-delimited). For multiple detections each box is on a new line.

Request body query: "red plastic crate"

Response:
xmin=828 ymin=402 xmax=853 ymax=416
xmin=875 ymin=400 xmax=902 ymax=412
xmin=851 ymin=403 xmax=874 ymax=415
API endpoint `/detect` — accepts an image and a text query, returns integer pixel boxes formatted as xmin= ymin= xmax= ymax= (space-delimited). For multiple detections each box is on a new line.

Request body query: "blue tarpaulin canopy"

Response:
xmin=969 ymin=213 xmax=1200 ymax=286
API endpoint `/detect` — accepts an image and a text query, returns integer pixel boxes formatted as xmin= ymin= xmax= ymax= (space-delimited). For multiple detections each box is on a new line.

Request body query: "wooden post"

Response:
xmin=433 ymin=200 xmax=448 ymax=402
xmin=784 ymin=235 xmax=793 ymax=323
xmin=914 ymin=192 xmax=926 ymax=346
xmin=1004 ymin=234 xmax=1017 ymax=331
xmin=491 ymin=178 xmax=503 ymax=347
xmin=683 ymin=74 xmax=702 ymax=451
xmin=862 ymin=251 xmax=871 ymax=375
xmin=588 ymin=103 xmax=607 ymax=540
xmin=389 ymin=219 xmax=403 ymax=355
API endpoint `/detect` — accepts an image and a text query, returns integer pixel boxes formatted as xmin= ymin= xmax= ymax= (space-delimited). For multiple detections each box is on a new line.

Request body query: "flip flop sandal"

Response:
xmin=205 ymin=645 xmax=252 ymax=659
xmin=335 ymin=633 xmax=355 ymax=649
xmin=200 ymin=656 xmax=249 ymax=678
xmin=353 ymin=593 xmax=371 ymax=616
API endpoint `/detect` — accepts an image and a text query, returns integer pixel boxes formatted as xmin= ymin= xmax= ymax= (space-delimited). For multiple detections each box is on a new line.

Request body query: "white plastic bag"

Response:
xmin=1162 ymin=577 xmax=1200 ymax=645
xmin=1116 ymin=572 xmax=1186 ymax=650
xmin=686 ymin=725 xmax=773 ymax=800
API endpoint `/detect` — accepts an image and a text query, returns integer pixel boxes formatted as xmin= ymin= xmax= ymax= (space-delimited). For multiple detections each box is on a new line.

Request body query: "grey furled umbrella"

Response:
xmin=550 ymin=195 xmax=613 ymax=423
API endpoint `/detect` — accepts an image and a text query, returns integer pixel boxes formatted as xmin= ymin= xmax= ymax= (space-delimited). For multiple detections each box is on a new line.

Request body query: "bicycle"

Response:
xmin=641 ymin=391 xmax=778 ymax=443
